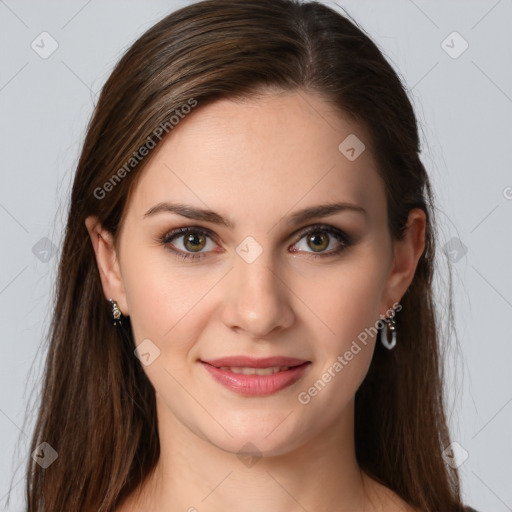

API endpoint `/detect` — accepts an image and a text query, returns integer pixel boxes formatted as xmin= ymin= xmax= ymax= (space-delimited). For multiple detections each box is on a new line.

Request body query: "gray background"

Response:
xmin=1 ymin=0 xmax=511 ymax=510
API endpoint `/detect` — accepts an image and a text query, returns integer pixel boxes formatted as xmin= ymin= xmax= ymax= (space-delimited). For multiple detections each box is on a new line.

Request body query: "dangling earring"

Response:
xmin=380 ymin=315 xmax=397 ymax=350
xmin=108 ymin=298 xmax=123 ymax=327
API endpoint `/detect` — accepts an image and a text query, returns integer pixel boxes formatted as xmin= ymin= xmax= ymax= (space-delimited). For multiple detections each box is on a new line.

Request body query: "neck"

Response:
xmin=126 ymin=397 xmax=387 ymax=512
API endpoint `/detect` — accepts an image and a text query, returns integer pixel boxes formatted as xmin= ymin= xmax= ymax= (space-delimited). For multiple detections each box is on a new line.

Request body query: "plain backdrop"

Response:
xmin=1 ymin=1 xmax=511 ymax=510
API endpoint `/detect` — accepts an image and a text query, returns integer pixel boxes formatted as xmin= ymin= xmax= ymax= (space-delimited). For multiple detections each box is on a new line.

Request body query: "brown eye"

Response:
xmin=161 ymin=227 xmax=217 ymax=259
xmin=307 ymin=232 xmax=329 ymax=252
xmin=183 ymin=232 xmax=207 ymax=252
xmin=291 ymin=225 xmax=351 ymax=257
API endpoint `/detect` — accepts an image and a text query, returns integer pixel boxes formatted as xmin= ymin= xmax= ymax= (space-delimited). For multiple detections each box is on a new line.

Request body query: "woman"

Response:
xmin=25 ymin=0 xmax=479 ymax=510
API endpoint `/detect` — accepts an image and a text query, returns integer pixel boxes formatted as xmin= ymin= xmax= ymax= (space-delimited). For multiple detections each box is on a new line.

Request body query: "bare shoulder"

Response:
xmin=113 ymin=501 xmax=141 ymax=512
xmin=363 ymin=472 xmax=419 ymax=512
xmin=112 ymin=493 xmax=140 ymax=512
xmin=112 ymin=502 xmax=129 ymax=512
xmin=113 ymin=472 xmax=157 ymax=512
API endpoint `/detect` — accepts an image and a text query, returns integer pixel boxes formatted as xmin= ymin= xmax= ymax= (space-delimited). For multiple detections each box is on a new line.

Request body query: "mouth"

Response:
xmin=214 ymin=365 xmax=295 ymax=375
xmin=200 ymin=356 xmax=311 ymax=396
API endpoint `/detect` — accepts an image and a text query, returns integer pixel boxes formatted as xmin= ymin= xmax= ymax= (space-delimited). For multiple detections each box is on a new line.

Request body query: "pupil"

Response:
xmin=185 ymin=233 xmax=205 ymax=251
xmin=309 ymin=233 xmax=328 ymax=252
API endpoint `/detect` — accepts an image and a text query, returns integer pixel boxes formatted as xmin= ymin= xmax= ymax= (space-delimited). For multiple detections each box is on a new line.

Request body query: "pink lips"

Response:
xmin=200 ymin=356 xmax=311 ymax=397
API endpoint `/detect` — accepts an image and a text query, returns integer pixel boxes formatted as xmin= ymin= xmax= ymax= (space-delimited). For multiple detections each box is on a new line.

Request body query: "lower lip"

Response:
xmin=201 ymin=362 xmax=311 ymax=397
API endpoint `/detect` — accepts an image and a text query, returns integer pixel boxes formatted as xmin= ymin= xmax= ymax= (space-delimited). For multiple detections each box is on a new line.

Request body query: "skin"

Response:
xmin=86 ymin=90 xmax=425 ymax=512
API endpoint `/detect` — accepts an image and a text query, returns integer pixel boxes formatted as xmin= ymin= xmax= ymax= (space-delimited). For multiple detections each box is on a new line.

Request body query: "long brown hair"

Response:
xmin=23 ymin=1 xmax=464 ymax=510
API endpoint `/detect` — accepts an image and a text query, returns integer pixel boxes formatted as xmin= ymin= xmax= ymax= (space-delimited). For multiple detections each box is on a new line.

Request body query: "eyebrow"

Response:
xmin=143 ymin=201 xmax=366 ymax=228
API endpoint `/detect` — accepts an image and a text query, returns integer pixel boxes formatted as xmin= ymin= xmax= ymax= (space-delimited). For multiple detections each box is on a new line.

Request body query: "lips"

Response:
xmin=202 ymin=356 xmax=309 ymax=368
xmin=200 ymin=356 xmax=311 ymax=396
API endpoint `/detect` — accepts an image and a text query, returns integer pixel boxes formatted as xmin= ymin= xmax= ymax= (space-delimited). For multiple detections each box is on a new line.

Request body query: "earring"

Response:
xmin=108 ymin=298 xmax=123 ymax=327
xmin=380 ymin=315 xmax=397 ymax=350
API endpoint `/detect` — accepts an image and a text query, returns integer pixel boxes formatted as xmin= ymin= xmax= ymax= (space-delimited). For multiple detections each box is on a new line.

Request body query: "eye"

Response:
xmin=159 ymin=224 xmax=351 ymax=261
xmin=160 ymin=227 xmax=218 ymax=260
xmin=290 ymin=225 xmax=351 ymax=257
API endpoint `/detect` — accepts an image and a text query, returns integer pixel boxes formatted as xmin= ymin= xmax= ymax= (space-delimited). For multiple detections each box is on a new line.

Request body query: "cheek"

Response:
xmin=121 ymin=246 xmax=221 ymax=358
xmin=298 ymin=255 xmax=386 ymax=349
xmin=123 ymin=239 xmax=388 ymax=361
xmin=290 ymin=252 xmax=387 ymax=405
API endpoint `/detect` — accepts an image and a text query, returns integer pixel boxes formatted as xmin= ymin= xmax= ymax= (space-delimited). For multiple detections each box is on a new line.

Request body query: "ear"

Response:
xmin=85 ymin=215 xmax=129 ymax=315
xmin=379 ymin=208 xmax=426 ymax=314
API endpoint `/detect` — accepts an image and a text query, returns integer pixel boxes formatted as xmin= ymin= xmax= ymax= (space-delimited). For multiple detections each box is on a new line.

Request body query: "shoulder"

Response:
xmin=112 ymin=497 xmax=137 ymax=512
xmin=362 ymin=473 xmax=482 ymax=512
xmin=361 ymin=473 xmax=417 ymax=512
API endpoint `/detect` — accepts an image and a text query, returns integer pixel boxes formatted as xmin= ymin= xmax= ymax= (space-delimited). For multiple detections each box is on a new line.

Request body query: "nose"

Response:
xmin=219 ymin=248 xmax=295 ymax=339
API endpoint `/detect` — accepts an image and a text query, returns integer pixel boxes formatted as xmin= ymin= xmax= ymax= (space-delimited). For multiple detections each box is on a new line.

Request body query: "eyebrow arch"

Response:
xmin=285 ymin=201 xmax=367 ymax=226
xmin=143 ymin=201 xmax=366 ymax=228
xmin=143 ymin=202 xmax=234 ymax=228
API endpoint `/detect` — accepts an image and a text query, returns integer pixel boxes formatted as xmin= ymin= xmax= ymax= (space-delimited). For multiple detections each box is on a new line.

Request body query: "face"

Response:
xmin=88 ymin=90 xmax=423 ymax=457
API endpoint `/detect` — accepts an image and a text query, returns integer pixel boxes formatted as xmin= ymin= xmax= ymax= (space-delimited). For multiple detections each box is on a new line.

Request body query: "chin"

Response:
xmin=197 ymin=413 xmax=310 ymax=459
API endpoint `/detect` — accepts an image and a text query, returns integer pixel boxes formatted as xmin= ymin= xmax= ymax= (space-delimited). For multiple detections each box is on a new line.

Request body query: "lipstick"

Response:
xmin=200 ymin=356 xmax=311 ymax=396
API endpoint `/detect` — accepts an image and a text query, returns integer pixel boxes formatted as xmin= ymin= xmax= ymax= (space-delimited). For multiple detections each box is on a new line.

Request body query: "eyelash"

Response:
xmin=158 ymin=224 xmax=352 ymax=261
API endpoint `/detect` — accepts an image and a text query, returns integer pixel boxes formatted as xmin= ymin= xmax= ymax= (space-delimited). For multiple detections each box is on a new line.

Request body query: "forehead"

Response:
xmin=125 ymin=91 xmax=385 ymax=227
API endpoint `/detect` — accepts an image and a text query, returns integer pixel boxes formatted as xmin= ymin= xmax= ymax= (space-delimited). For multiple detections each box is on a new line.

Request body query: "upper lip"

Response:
xmin=201 ymin=356 xmax=310 ymax=368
